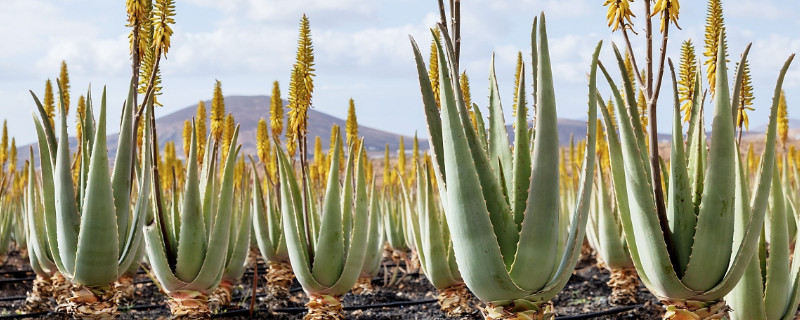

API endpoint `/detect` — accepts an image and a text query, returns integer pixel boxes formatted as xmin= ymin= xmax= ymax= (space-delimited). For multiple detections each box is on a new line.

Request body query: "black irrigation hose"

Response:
xmin=554 ymin=304 xmax=642 ymax=320
xmin=0 ymin=296 xmax=26 ymax=302
xmin=0 ymin=269 xmax=33 ymax=276
xmin=0 ymin=311 xmax=49 ymax=319
xmin=0 ymin=277 xmax=34 ymax=284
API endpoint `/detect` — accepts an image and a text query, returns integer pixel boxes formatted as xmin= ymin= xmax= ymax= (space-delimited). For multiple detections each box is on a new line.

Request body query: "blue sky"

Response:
xmin=1 ymin=0 xmax=798 ymax=146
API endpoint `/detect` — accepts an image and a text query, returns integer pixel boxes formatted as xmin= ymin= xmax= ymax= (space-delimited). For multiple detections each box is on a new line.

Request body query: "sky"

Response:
xmin=1 ymin=0 xmax=799 ymax=147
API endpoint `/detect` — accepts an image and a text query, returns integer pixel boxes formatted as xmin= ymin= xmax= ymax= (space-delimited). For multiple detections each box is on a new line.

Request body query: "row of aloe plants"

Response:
xmin=4 ymin=1 xmax=800 ymax=320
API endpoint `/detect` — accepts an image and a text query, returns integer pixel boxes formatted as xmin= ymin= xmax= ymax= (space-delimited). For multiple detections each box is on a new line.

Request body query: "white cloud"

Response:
xmin=727 ymin=0 xmax=787 ymax=19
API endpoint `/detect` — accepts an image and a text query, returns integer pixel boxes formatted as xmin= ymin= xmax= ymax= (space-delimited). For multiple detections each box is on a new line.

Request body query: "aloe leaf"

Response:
xmin=419 ymin=29 xmax=526 ymax=302
xmin=276 ymin=145 xmax=324 ymax=293
xmin=174 ymin=120 xmax=207 ymax=282
xmin=312 ymin=134 xmax=347 ymax=287
xmin=410 ymin=36 xmax=446 ymax=186
xmin=111 ymin=80 xmax=136 ymax=250
xmin=223 ymin=179 xmax=252 ymax=281
xmin=596 ymin=164 xmax=630 ymax=268
xmin=685 ymin=60 xmax=704 ymax=151
xmin=435 ymin=29 xmax=519 ymax=270
xmin=252 ymin=163 xmax=278 ymax=260
xmin=511 ymin=64 xmax=532 ymax=228
xmin=666 ymin=62 xmax=696 ymax=277
xmin=729 ymin=45 xmax=752 ymax=128
xmin=28 ymin=91 xmax=57 ymax=163
xmin=417 ymin=162 xmax=457 ymax=289
xmin=472 ymin=103 xmax=488 ymax=152
xmin=144 ymin=220 xmax=189 ymax=292
xmin=694 ymin=54 xmax=793 ymax=301
xmin=682 ymin=39 xmax=738 ymax=292
xmin=532 ymin=38 xmax=600 ymax=302
xmin=188 ymin=128 xmax=239 ymax=290
xmin=529 ymin=16 xmax=538 ymax=109
xmin=764 ymin=163 xmax=790 ymax=320
xmin=73 ymin=87 xmax=120 ymax=286
xmin=362 ymin=181 xmax=384 ymax=277
xmin=487 ymin=54 xmax=513 ymax=195
xmin=325 ymin=141 xmax=371 ymax=295
xmin=599 ymin=60 xmax=695 ymax=299
xmin=33 ymin=118 xmax=61 ymax=271
xmin=780 ymin=202 xmax=800 ymax=320
xmin=510 ymin=15 xmax=559 ymax=291
xmin=52 ymin=86 xmax=81 ymax=278
xmin=201 ymin=139 xmax=217 ymax=233
xmin=119 ymin=102 xmax=153 ymax=273
xmin=611 ymin=46 xmax=651 ymax=180
xmin=26 ymin=149 xmax=56 ymax=273
xmin=341 ymin=144 xmax=355 ymax=253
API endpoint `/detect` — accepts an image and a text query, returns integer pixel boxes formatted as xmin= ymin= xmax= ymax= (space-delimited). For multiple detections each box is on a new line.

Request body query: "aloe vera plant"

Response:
xmin=725 ymin=156 xmax=800 ymax=320
xmin=598 ymin=34 xmax=795 ymax=318
xmin=144 ymin=112 xmax=241 ymax=318
xmin=352 ymin=181 xmax=384 ymax=294
xmin=29 ymin=79 xmax=145 ymax=317
xmin=277 ymin=133 xmax=371 ymax=319
xmin=252 ymin=167 xmax=295 ymax=306
xmin=410 ymin=13 xmax=602 ymax=318
xmin=403 ymin=159 xmax=471 ymax=316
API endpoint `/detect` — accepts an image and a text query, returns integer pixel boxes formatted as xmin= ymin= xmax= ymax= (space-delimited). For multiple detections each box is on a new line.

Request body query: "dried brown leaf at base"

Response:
xmin=208 ymin=280 xmax=234 ymax=311
xmin=167 ymin=290 xmax=211 ymax=319
xmin=608 ymin=267 xmax=639 ymax=305
xmin=662 ymin=299 xmax=729 ymax=320
xmin=305 ymin=294 xmax=344 ymax=320
xmin=482 ymin=301 xmax=555 ymax=320
xmin=266 ymin=261 xmax=295 ymax=300
xmin=21 ymin=275 xmax=53 ymax=313
xmin=436 ymin=282 xmax=474 ymax=317
xmin=351 ymin=276 xmax=374 ymax=295
xmin=112 ymin=276 xmax=136 ymax=306
xmin=51 ymin=272 xmax=75 ymax=307
xmin=60 ymin=286 xmax=117 ymax=319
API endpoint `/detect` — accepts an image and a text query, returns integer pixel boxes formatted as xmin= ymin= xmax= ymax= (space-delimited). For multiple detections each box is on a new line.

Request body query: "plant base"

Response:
xmin=51 ymin=273 xmax=75 ymax=311
xmin=167 ymin=290 xmax=211 ymax=319
xmin=662 ymin=299 xmax=729 ymax=320
xmin=112 ymin=275 xmax=135 ymax=306
xmin=209 ymin=280 xmax=234 ymax=310
xmin=608 ymin=267 xmax=638 ymax=305
xmin=305 ymin=294 xmax=343 ymax=320
xmin=62 ymin=285 xmax=117 ymax=319
xmin=351 ymin=276 xmax=374 ymax=295
xmin=266 ymin=261 xmax=294 ymax=307
xmin=482 ymin=301 xmax=554 ymax=320
xmin=436 ymin=282 xmax=473 ymax=317
xmin=21 ymin=275 xmax=52 ymax=312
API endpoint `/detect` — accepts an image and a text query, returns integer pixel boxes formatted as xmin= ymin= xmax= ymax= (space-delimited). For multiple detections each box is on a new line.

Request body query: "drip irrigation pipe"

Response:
xmin=0 ymin=295 xmax=25 ymax=302
xmin=0 ymin=270 xmax=33 ymax=277
xmin=554 ymin=304 xmax=642 ymax=320
xmin=0 ymin=277 xmax=34 ymax=284
xmin=0 ymin=311 xmax=49 ymax=319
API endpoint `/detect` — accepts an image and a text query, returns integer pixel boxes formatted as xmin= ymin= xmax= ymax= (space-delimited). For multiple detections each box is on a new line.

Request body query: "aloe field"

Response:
xmin=1 ymin=0 xmax=800 ymax=319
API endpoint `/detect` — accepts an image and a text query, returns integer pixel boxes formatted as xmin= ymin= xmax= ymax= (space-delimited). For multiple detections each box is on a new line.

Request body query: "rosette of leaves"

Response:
xmin=410 ymin=13 xmax=602 ymax=319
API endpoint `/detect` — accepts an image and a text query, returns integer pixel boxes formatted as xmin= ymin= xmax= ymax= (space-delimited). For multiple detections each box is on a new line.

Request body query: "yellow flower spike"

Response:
xmin=735 ymin=59 xmax=755 ymax=133
xmin=76 ymin=95 xmax=86 ymax=144
xmin=596 ymin=120 xmax=609 ymax=172
xmin=287 ymin=14 xmax=315 ymax=150
xmin=678 ymin=40 xmax=697 ymax=123
xmin=651 ymin=0 xmax=681 ymax=32
xmin=126 ymin=0 xmax=148 ymax=61
xmin=605 ymin=98 xmax=617 ymax=130
xmin=152 ymin=0 xmax=175 ymax=58
xmin=270 ymin=80 xmax=284 ymax=144
xmin=182 ymin=120 xmax=192 ymax=159
xmin=346 ymin=98 xmax=358 ymax=144
xmin=603 ymin=0 xmax=635 ymax=32
xmin=778 ymin=89 xmax=788 ymax=147
xmin=59 ymin=61 xmax=71 ymax=116
xmin=383 ymin=144 xmax=390 ymax=186
xmin=637 ymin=88 xmax=648 ymax=138
xmin=7 ymin=138 xmax=15 ymax=174
xmin=210 ymin=80 xmax=225 ymax=142
xmin=704 ymin=0 xmax=727 ymax=97
xmin=256 ymin=118 xmax=270 ymax=164
xmin=196 ymin=100 xmax=207 ymax=163
xmin=0 ymin=121 xmax=7 ymax=170
xmin=460 ymin=71 xmax=477 ymax=129
xmin=221 ymin=113 xmax=235 ymax=160
xmin=513 ymin=51 xmax=524 ymax=109
xmin=397 ymin=136 xmax=406 ymax=180
xmin=429 ymin=29 xmax=442 ymax=108
xmin=623 ymin=52 xmax=636 ymax=92
xmin=43 ymin=79 xmax=55 ymax=128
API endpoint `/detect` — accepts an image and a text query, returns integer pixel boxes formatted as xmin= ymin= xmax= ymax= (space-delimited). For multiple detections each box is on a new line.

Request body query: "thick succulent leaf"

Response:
xmin=529 ymin=39 xmax=600 ymax=302
xmin=187 ymin=129 xmax=239 ymax=291
xmin=694 ymin=54 xmax=793 ymax=301
xmin=223 ymin=180 xmax=252 ymax=281
xmin=596 ymin=164 xmax=631 ymax=269
xmin=26 ymin=149 xmax=57 ymax=275
xmin=473 ymin=104 xmax=489 ymax=153
xmin=28 ymin=91 xmax=57 ymax=163
xmin=417 ymin=163 xmax=457 ymax=289
xmin=612 ymin=47 xmax=650 ymax=179
xmin=764 ymin=164 xmax=790 ymax=320
xmin=175 ymin=121 xmax=207 ymax=283
xmin=435 ymin=29 xmax=519 ymax=269
xmin=201 ymin=139 xmax=217 ymax=233
xmin=53 ymin=87 xmax=81 ymax=278
xmin=682 ymin=40 xmax=738 ymax=292
xmin=341 ymin=145 xmax=355 ymax=253
xmin=416 ymin=31 xmax=526 ymax=302
xmin=685 ymin=61 xmax=704 ymax=151
xmin=729 ymin=45 xmax=752 ymax=128
xmin=487 ymin=54 xmax=513 ymax=196
xmin=144 ymin=221 xmax=189 ymax=292
xmin=781 ymin=202 xmax=800 ymax=320
xmin=511 ymin=65 xmax=532 ymax=228
xmin=111 ymin=80 xmax=136 ymax=250
xmin=312 ymin=135 xmax=347 ymax=287
xmin=599 ymin=61 xmax=695 ymax=299
xmin=666 ymin=63 xmax=696 ymax=277
xmin=324 ymin=141 xmax=372 ymax=295
xmin=33 ymin=119 xmax=61 ymax=272
xmin=410 ymin=37 xmax=446 ymax=186
xmin=529 ymin=17 xmax=538 ymax=109
xmin=276 ymin=145 xmax=325 ymax=293
xmin=252 ymin=165 xmax=279 ymax=260
xmin=361 ymin=181 xmax=384 ymax=277
xmin=73 ymin=87 xmax=120 ymax=286
xmin=510 ymin=17 xmax=559 ymax=291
